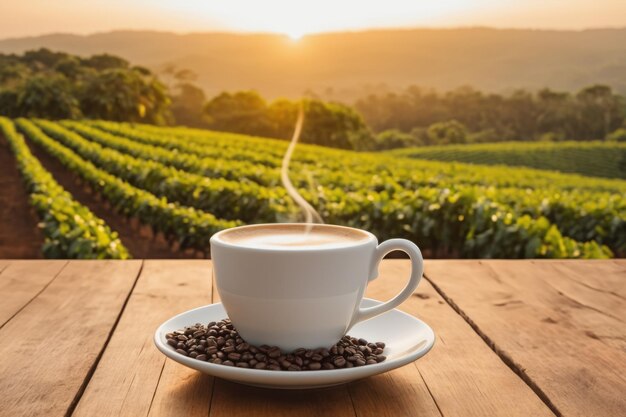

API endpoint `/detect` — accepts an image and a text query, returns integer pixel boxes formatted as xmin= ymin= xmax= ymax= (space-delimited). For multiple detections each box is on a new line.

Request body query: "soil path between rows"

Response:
xmin=0 ymin=136 xmax=44 ymax=258
xmin=26 ymin=136 xmax=196 ymax=259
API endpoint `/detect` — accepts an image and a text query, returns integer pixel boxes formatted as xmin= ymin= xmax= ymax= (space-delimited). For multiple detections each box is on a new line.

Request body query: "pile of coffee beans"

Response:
xmin=165 ymin=318 xmax=386 ymax=371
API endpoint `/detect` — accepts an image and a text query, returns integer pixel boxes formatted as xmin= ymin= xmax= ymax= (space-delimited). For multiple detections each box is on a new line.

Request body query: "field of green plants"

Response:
xmin=1 ymin=116 xmax=625 ymax=259
xmin=392 ymin=141 xmax=626 ymax=180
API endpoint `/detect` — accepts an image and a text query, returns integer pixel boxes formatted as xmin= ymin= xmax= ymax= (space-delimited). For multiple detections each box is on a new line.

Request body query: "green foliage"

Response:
xmin=0 ymin=117 xmax=129 ymax=259
xmin=15 ymin=118 xmax=240 ymax=253
xmin=203 ymin=91 xmax=375 ymax=150
xmin=18 ymin=118 xmax=622 ymax=259
xmin=426 ymin=120 xmax=468 ymax=145
xmin=80 ymin=69 xmax=171 ymax=124
xmin=607 ymin=128 xmax=626 ymax=143
xmin=0 ymin=49 xmax=172 ymax=124
xmin=355 ymin=84 xmax=626 ymax=143
xmin=18 ymin=74 xmax=82 ymax=119
xmin=171 ymin=83 xmax=207 ymax=127
xmin=392 ymin=141 xmax=626 ymax=180
xmin=374 ymin=129 xmax=423 ymax=150
xmin=29 ymin=120 xmax=292 ymax=223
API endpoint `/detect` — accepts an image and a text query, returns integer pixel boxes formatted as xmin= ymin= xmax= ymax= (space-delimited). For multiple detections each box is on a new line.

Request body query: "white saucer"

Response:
xmin=154 ymin=298 xmax=435 ymax=389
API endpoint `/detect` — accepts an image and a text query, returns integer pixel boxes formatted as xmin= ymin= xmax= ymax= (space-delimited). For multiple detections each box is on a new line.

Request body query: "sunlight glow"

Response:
xmin=1 ymin=0 xmax=624 ymax=39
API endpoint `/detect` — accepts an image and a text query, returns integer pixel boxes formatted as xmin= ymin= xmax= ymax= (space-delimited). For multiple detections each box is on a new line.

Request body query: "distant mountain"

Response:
xmin=1 ymin=28 xmax=625 ymax=100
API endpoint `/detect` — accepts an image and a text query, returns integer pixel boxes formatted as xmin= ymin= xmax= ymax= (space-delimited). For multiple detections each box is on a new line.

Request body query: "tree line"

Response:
xmin=355 ymin=85 xmax=626 ymax=147
xmin=0 ymin=49 xmax=171 ymax=125
xmin=2 ymin=49 xmax=625 ymax=151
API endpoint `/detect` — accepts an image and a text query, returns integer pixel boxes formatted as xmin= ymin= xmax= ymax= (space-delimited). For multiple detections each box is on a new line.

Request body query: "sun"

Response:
xmin=285 ymin=29 xmax=305 ymax=41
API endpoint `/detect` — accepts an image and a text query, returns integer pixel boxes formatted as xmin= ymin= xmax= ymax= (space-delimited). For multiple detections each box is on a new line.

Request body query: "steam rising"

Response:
xmin=281 ymin=102 xmax=324 ymax=226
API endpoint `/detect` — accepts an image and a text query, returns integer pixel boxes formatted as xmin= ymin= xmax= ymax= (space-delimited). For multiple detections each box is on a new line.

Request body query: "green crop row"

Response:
xmin=16 ymin=118 xmax=241 ymax=253
xmin=31 ymin=120 xmax=294 ymax=223
xmin=0 ymin=117 xmax=129 ymax=259
xmin=84 ymin=120 xmax=626 ymax=254
xmin=65 ymin=120 xmax=279 ymax=186
xmin=392 ymin=141 xmax=626 ymax=180
xmin=13 ymin=118 xmax=620 ymax=259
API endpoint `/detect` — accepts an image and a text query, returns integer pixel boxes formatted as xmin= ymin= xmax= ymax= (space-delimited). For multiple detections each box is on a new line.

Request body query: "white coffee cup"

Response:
xmin=210 ymin=223 xmax=423 ymax=352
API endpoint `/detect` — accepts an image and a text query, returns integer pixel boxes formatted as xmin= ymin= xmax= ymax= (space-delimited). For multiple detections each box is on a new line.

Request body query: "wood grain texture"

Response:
xmin=0 ymin=260 xmax=142 ymax=417
xmin=72 ymin=260 xmax=214 ymax=417
xmin=425 ymin=260 xmax=626 ymax=417
xmin=209 ymin=379 xmax=356 ymax=417
xmin=356 ymin=260 xmax=553 ymax=417
xmin=0 ymin=260 xmax=67 ymax=327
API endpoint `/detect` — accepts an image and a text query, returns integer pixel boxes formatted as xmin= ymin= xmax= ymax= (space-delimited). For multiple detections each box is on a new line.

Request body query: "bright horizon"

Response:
xmin=1 ymin=0 xmax=625 ymax=40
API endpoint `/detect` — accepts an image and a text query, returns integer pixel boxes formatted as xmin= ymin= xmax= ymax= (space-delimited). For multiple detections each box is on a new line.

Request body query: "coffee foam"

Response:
xmin=218 ymin=225 xmax=369 ymax=250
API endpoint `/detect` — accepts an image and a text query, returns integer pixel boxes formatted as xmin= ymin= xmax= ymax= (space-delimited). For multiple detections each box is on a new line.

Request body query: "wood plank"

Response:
xmin=425 ymin=260 xmax=626 ymax=417
xmin=0 ymin=260 xmax=67 ymax=327
xmin=209 ymin=266 xmax=359 ymax=417
xmin=528 ymin=260 xmax=626 ymax=351
xmin=351 ymin=260 xmax=553 ymax=417
xmin=209 ymin=379 xmax=356 ymax=417
xmin=0 ymin=260 xmax=142 ymax=417
xmin=72 ymin=260 xmax=214 ymax=417
xmin=0 ymin=260 xmax=11 ymax=273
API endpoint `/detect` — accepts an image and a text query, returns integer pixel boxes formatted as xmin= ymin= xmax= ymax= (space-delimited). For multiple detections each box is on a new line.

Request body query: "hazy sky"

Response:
xmin=1 ymin=0 xmax=625 ymax=39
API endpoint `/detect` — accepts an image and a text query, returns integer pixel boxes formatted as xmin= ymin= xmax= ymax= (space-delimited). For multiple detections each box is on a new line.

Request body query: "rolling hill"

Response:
xmin=391 ymin=141 xmax=626 ymax=180
xmin=1 ymin=28 xmax=626 ymax=100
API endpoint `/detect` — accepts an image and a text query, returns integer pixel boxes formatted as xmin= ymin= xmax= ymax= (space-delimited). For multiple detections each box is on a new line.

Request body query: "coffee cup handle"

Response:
xmin=349 ymin=239 xmax=423 ymax=329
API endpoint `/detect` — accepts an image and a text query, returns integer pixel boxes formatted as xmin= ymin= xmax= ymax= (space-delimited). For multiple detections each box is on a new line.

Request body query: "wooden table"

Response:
xmin=0 ymin=260 xmax=624 ymax=417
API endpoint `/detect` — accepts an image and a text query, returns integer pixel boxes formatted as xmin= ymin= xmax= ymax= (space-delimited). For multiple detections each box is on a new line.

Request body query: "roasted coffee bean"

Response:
xmin=166 ymin=318 xmax=386 ymax=372
xmin=268 ymin=347 xmax=281 ymax=358
xmin=333 ymin=357 xmax=347 ymax=367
